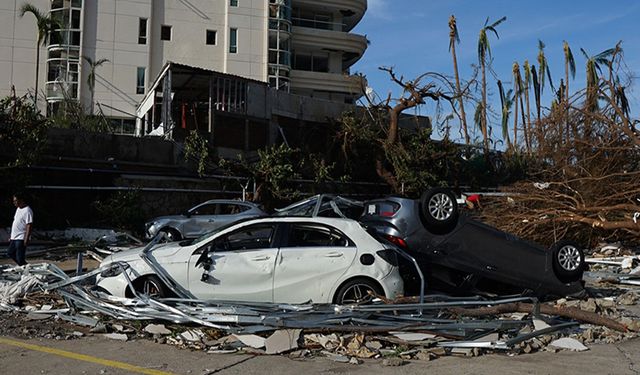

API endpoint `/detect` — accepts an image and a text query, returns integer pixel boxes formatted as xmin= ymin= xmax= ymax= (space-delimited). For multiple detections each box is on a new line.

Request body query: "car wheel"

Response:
xmin=159 ymin=228 xmax=181 ymax=242
xmin=133 ymin=275 xmax=169 ymax=298
xmin=420 ymin=188 xmax=459 ymax=229
xmin=333 ymin=278 xmax=383 ymax=305
xmin=551 ymin=240 xmax=585 ymax=282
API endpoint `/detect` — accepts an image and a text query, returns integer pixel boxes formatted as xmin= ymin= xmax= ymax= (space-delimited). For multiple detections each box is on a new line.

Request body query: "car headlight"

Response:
xmin=99 ymin=263 xmax=130 ymax=278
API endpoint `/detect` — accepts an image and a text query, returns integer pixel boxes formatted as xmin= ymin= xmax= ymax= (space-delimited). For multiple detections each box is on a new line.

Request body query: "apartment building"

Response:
xmin=1 ymin=0 xmax=368 ymax=133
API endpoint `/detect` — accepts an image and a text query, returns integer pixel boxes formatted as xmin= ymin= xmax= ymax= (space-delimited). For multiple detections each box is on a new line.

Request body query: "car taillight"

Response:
xmin=384 ymin=235 xmax=407 ymax=249
xmin=376 ymin=249 xmax=399 ymax=266
xmin=365 ymin=202 xmax=400 ymax=217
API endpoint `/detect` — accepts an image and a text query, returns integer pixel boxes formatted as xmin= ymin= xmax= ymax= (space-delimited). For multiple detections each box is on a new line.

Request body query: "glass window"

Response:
xmin=287 ymin=224 xmax=350 ymax=247
xmin=192 ymin=203 xmax=218 ymax=215
xmin=71 ymin=10 xmax=81 ymax=29
xmin=138 ymin=18 xmax=147 ymax=45
xmin=230 ymin=0 xmax=238 ymax=6
xmin=229 ymin=28 xmax=237 ymax=53
xmin=216 ymin=224 xmax=275 ymax=251
xmin=72 ymin=0 xmax=82 ymax=7
xmin=161 ymin=25 xmax=172 ymax=41
xmin=136 ymin=67 xmax=145 ymax=94
xmin=206 ymin=30 xmax=216 ymax=45
xmin=218 ymin=204 xmax=250 ymax=215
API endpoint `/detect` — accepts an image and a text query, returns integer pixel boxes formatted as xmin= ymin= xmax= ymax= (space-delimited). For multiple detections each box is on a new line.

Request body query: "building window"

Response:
xmin=136 ymin=67 xmax=145 ymax=94
xmin=161 ymin=25 xmax=172 ymax=41
xmin=206 ymin=30 xmax=217 ymax=45
xmin=230 ymin=0 xmax=238 ymax=6
xmin=229 ymin=28 xmax=237 ymax=53
xmin=138 ymin=18 xmax=147 ymax=44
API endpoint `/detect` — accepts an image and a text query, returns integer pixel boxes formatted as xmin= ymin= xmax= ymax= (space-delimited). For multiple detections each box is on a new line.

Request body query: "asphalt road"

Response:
xmin=0 ymin=335 xmax=639 ymax=375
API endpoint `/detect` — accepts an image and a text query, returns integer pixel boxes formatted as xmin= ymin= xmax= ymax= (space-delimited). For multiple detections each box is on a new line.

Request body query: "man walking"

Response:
xmin=7 ymin=192 xmax=33 ymax=266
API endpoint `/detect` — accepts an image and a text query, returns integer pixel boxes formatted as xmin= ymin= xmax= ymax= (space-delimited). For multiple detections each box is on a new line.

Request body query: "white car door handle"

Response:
xmin=251 ymin=256 xmax=270 ymax=261
xmin=324 ymin=252 xmax=343 ymax=258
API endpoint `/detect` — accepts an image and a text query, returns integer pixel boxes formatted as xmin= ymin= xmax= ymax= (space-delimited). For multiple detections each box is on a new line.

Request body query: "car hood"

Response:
xmin=101 ymin=241 xmax=184 ymax=266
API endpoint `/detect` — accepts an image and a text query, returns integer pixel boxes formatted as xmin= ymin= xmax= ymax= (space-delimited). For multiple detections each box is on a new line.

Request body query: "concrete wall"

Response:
xmin=44 ymin=128 xmax=178 ymax=165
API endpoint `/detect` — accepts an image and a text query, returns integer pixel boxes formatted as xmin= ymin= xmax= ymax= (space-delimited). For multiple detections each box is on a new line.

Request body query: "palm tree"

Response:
xmin=448 ymin=15 xmax=469 ymax=145
xmin=497 ymin=80 xmax=514 ymax=150
xmin=536 ymin=40 xmax=554 ymax=119
xmin=563 ymin=41 xmax=576 ymax=105
xmin=522 ymin=60 xmax=533 ymax=153
xmin=83 ymin=56 xmax=110 ymax=114
xmin=477 ymin=16 xmax=507 ymax=154
xmin=580 ymin=44 xmax=619 ymax=113
xmin=512 ymin=62 xmax=525 ymax=149
xmin=563 ymin=41 xmax=576 ymax=140
xmin=19 ymin=3 xmax=58 ymax=110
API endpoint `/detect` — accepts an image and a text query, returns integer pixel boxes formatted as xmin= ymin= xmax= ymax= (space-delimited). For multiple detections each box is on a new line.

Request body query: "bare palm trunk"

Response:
xmin=513 ymin=85 xmax=519 ymax=148
xmin=34 ymin=42 xmax=40 ymax=110
xmin=524 ymin=88 xmax=531 ymax=153
xmin=565 ymin=59 xmax=570 ymax=142
xmin=451 ymin=42 xmax=469 ymax=144
xmin=481 ymin=59 xmax=489 ymax=154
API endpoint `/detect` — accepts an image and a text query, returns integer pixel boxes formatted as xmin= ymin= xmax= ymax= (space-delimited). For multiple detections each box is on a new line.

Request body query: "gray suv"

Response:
xmin=145 ymin=199 xmax=266 ymax=241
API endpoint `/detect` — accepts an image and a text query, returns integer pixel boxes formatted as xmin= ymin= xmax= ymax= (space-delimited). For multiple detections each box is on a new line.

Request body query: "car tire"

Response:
xmin=159 ymin=228 xmax=181 ymax=242
xmin=551 ymin=240 xmax=585 ymax=282
xmin=420 ymin=188 xmax=459 ymax=229
xmin=133 ymin=275 xmax=169 ymax=298
xmin=333 ymin=278 xmax=383 ymax=305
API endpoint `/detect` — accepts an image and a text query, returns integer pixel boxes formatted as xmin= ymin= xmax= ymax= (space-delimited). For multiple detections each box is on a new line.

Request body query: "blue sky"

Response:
xmin=351 ymin=0 xmax=640 ymax=142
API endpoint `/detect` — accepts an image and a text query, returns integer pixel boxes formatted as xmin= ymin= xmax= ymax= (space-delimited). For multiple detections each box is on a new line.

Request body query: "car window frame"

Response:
xmin=280 ymin=222 xmax=355 ymax=249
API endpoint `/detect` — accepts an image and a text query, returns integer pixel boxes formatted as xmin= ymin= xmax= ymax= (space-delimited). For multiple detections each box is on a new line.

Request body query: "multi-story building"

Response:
xmin=1 ymin=0 xmax=367 ymax=133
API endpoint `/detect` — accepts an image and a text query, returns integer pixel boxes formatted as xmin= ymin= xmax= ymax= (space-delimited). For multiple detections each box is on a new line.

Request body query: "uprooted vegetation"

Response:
xmin=480 ymin=45 xmax=640 ymax=247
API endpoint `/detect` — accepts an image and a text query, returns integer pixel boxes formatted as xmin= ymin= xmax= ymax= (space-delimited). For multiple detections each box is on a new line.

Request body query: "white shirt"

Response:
xmin=11 ymin=206 xmax=33 ymax=240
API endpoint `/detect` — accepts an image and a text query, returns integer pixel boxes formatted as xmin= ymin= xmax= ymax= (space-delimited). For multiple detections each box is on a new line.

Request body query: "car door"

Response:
xmin=183 ymin=203 xmax=219 ymax=238
xmin=187 ymin=223 xmax=278 ymax=301
xmin=272 ymin=223 xmax=357 ymax=303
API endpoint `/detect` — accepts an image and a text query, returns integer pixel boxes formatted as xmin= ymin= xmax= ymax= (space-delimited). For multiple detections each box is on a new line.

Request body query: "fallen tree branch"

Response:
xmin=448 ymin=302 xmax=629 ymax=332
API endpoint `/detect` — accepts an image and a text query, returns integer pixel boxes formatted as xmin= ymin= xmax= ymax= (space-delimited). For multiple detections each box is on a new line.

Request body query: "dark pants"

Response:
xmin=7 ymin=240 xmax=27 ymax=266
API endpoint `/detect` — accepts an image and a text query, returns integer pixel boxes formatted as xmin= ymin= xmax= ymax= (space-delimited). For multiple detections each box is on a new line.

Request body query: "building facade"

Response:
xmin=1 ymin=0 xmax=367 ymax=131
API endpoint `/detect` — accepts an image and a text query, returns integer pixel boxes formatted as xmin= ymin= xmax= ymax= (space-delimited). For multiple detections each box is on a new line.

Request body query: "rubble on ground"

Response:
xmin=1 ymin=254 xmax=640 ymax=364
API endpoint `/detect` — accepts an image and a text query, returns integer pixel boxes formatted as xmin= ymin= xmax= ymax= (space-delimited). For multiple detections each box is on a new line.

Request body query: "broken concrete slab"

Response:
xmin=549 ymin=337 xmax=589 ymax=351
xmin=265 ymin=329 xmax=301 ymax=354
xmin=103 ymin=333 xmax=128 ymax=341
xmin=144 ymin=324 xmax=171 ymax=336
xmin=230 ymin=334 xmax=266 ymax=349
xmin=180 ymin=329 xmax=204 ymax=342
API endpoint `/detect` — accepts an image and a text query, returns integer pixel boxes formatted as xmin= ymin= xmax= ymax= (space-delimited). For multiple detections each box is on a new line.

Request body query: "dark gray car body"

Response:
xmin=360 ymin=196 xmax=585 ymax=298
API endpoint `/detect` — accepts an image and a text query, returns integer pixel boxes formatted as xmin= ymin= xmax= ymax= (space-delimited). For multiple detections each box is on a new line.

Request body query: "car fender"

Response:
xmin=96 ymin=258 xmax=155 ymax=297
xmin=327 ymin=252 xmax=396 ymax=301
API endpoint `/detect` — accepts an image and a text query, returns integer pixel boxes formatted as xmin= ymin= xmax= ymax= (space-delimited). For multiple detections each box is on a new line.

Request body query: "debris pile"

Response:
xmin=0 ymin=262 xmax=639 ymax=363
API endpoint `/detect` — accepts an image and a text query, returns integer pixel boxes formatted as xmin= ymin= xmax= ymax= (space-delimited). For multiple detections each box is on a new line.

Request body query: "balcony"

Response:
xmin=292 ymin=0 xmax=366 ymax=31
xmin=289 ymin=70 xmax=364 ymax=97
xmin=292 ymin=26 xmax=368 ymax=69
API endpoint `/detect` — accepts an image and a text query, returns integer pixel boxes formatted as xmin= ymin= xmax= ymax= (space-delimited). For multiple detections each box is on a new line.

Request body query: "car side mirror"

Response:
xmin=195 ymin=247 xmax=211 ymax=268
xmin=184 ymin=211 xmax=192 ymax=218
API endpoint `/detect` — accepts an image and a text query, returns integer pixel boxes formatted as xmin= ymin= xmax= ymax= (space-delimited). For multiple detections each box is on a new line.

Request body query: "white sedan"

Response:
xmin=96 ymin=217 xmax=404 ymax=304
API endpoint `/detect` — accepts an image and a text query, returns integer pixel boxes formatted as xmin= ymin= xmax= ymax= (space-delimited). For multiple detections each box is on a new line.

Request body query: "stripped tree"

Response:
xmin=448 ymin=15 xmax=470 ymax=145
xmin=477 ymin=16 xmax=507 ymax=154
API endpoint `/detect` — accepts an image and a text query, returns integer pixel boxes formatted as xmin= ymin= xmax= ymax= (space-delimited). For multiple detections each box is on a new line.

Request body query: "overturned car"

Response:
xmin=360 ymin=188 xmax=586 ymax=298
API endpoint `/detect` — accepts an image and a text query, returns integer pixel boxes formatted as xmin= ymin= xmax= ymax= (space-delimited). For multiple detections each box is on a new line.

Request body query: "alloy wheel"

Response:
xmin=428 ymin=193 xmax=454 ymax=221
xmin=339 ymin=283 xmax=375 ymax=304
xmin=557 ymin=245 xmax=581 ymax=271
